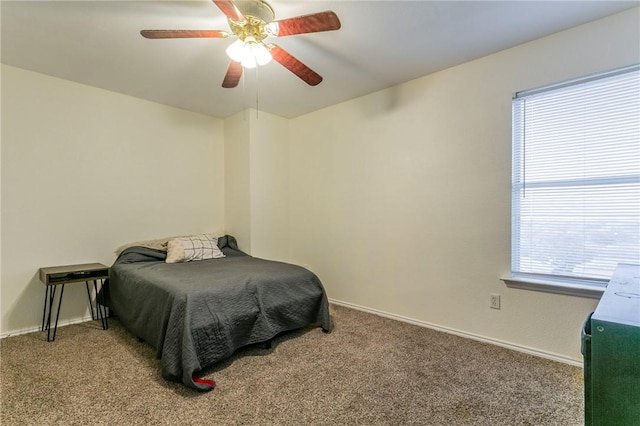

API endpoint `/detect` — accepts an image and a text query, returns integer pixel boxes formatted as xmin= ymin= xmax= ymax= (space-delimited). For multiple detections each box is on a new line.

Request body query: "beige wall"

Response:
xmin=223 ymin=109 xmax=290 ymax=260
xmin=248 ymin=111 xmax=290 ymax=261
xmin=224 ymin=110 xmax=252 ymax=253
xmin=287 ymin=9 xmax=639 ymax=363
xmin=0 ymin=65 xmax=225 ymax=334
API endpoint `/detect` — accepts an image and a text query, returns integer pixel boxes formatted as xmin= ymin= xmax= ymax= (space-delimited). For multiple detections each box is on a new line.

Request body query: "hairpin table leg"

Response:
xmin=42 ymin=284 xmax=65 ymax=342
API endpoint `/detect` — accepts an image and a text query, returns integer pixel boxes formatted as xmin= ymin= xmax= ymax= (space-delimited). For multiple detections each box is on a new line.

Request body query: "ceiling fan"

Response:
xmin=141 ymin=0 xmax=341 ymax=88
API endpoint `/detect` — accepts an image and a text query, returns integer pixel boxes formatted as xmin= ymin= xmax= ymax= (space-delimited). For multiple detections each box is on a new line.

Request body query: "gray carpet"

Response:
xmin=1 ymin=304 xmax=583 ymax=425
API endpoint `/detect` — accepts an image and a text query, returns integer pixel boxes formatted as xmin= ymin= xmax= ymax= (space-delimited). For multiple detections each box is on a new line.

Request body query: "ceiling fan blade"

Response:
xmin=268 ymin=44 xmax=322 ymax=86
xmin=212 ymin=0 xmax=245 ymax=22
xmin=222 ymin=61 xmax=243 ymax=88
xmin=267 ymin=11 xmax=341 ymax=37
xmin=140 ymin=30 xmax=228 ymax=39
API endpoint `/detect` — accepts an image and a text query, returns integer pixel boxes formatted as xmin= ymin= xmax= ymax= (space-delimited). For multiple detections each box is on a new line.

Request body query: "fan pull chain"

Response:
xmin=255 ymin=66 xmax=260 ymax=119
xmin=241 ymin=66 xmax=246 ymax=112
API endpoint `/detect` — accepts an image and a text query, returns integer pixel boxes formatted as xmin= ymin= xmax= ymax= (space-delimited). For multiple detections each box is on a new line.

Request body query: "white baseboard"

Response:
xmin=0 ymin=315 xmax=94 ymax=339
xmin=2 ymin=300 xmax=583 ymax=367
xmin=329 ymin=298 xmax=583 ymax=367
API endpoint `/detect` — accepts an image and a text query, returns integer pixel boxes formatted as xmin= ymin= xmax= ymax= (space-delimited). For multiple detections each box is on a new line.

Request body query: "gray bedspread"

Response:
xmin=104 ymin=236 xmax=330 ymax=391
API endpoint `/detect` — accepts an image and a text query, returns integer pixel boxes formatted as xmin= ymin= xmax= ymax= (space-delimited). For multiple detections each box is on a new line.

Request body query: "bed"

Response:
xmin=103 ymin=235 xmax=331 ymax=391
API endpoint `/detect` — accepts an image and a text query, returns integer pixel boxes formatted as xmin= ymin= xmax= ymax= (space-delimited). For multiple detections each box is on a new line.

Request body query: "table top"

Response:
xmin=39 ymin=263 xmax=109 ymax=286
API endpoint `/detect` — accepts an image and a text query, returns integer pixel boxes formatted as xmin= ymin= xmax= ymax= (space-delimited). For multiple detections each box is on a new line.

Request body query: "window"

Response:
xmin=511 ymin=64 xmax=640 ymax=290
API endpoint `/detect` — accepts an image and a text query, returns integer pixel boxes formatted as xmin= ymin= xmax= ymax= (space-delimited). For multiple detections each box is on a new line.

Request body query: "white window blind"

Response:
xmin=512 ymin=64 xmax=640 ymax=285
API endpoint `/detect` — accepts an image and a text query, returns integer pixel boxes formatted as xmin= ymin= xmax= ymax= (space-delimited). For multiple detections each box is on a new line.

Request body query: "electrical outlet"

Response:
xmin=490 ymin=294 xmax=501 ymax=310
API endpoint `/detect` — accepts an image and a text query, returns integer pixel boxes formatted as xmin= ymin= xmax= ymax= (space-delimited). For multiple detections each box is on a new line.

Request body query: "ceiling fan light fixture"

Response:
xmin=226 ymin=36 xmax=272 ymax=69
xmin=225 ymin=39 xmax=245 ymax=62
xmin=242 ymin=55 xmax=258 ymax=69
xmin=250 ymin=41 xmax=272 ymax=66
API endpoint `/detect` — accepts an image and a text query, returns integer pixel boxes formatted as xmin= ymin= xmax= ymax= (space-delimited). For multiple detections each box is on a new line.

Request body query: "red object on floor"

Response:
xmin=192 ymin=375 xmax=215 ymax=389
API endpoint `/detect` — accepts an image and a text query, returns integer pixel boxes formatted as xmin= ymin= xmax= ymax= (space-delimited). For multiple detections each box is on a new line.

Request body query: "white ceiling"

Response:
xmin=2 ymin=1 xmax=638 ymax=118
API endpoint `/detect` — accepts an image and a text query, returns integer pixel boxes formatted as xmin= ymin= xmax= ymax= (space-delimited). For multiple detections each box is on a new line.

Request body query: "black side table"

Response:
xmin=39 ymin=263 xmax=109 ymax=342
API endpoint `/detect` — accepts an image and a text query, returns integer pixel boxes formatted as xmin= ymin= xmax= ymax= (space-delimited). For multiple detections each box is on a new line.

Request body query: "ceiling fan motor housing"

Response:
xmin=229 ymin=0 xmax=275 ymax=43
xmin=234 ymin=0 xmax=275 ymax=22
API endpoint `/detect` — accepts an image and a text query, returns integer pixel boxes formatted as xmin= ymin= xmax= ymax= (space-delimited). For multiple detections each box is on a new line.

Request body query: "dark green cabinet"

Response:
xmin=583 ymin=264 xmax=640 ymax=426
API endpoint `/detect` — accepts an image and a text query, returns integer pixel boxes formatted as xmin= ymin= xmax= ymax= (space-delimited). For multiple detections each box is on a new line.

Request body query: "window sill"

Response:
xmin=501 ymin=276 xmax=605 ymax=299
